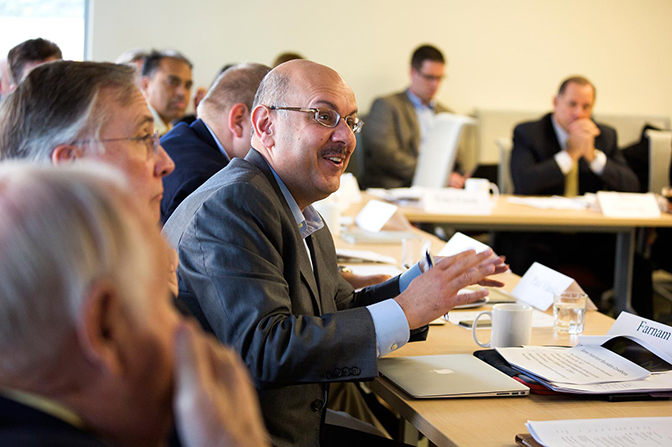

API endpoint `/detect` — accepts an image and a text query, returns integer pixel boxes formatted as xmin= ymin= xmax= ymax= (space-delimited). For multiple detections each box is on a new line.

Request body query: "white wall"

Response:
xmin=91 ymin=0 xmax=672 ymax=118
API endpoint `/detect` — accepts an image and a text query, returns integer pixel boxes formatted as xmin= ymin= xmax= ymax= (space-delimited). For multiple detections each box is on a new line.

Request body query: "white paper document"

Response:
xmin=342 ymin=264 xmax=403 ymax=278
xmin=497 ymin=346 xmax=650 ymax=385
xmin=448 ymin=309 xmax=554 ymax=329
xmin=507 ymin=195 xmax=591 ymax=210
xmin=335 ymin=249 xmax=397 ymax=265
xmin=526 ymin=417 xmax=672 ymax=447
xmin=365 ymin=187 xmax=423 ymax=203
xmin=497 ymin=314 xmax=672 ymax=394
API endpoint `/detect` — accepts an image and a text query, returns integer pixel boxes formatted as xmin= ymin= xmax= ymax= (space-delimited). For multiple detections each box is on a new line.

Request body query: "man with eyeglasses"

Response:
xmin=0 ymin=60 xmax=175 ymax=224
xmin=141 ymin=50 xmax=194 ymax=136
xmin=361 ymin=44 xmax=466 ymax=189
xmin=163 ymin=59 xmax=506 ymax=447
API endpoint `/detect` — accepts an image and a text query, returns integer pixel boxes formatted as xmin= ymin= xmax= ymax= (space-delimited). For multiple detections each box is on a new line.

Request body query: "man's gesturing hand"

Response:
xmin=395 ymin=249 xmax=505 ymax=329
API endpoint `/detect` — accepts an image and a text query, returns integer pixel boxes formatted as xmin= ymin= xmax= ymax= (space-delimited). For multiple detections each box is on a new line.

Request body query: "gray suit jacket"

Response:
xmin=163 ymin=149 xmax=402 ymax=447
xmin=361 ymin=90 xmax=451 ymax=189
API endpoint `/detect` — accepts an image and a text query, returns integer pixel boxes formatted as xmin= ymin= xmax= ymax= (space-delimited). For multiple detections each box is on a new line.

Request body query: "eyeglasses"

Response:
xmin=416 ymin=71 xmax=446 ymax=82
xmin=74 ymin=131 xmax=160 ymax=160
xmin=267 ymin=106 xmax=364 ymax=134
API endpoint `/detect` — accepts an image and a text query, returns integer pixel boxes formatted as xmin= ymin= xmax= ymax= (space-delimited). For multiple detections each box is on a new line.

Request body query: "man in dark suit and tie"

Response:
xmin=160 ymin=63 xmax=270 ymax=223
xmin=505 ymin=76 xmax=650 ymax=316
xmin=163 ymin=60 xmax=507 ymax=447
xmin=511 ymin=76 xmax=639 ymax=196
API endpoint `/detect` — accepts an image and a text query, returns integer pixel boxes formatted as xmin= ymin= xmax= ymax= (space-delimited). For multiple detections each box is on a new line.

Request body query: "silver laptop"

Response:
xmin=378 ymin=354 xmax=530 ymax=399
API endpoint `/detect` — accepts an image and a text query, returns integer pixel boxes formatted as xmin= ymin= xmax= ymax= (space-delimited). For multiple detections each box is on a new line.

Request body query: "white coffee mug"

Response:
xmin=472 ymin=303 xmax=532 ymax=348
xmin=465 ymin=178 xmax=499 ymax=201
xmin=313 ymin=200 xmax=341 ymax=236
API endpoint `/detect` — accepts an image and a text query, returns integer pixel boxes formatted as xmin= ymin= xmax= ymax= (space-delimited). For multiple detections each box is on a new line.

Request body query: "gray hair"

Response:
xmin=197 ymin=63 xmax=270 ymax=120
xmin=115 ymin=48 xmax=148 ymax=65
xmin=0 ymin=61 xmax=138 ymax=163
xmin=0 ymin=162 xmax=152 ymax=374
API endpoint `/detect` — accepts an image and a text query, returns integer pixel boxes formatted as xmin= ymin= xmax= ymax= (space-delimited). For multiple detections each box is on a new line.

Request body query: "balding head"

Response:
xmin=196 ymin=63 xmax=270 ymax=159
xmin=253 ymin=60 xmax=353 ymax=113
xmin=250 ymin=60 xmax=358 ymax=209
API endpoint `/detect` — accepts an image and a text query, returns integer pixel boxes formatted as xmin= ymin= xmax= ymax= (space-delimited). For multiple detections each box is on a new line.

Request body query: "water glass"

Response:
xmin=553 ymin=292 xmax=587 ymax=334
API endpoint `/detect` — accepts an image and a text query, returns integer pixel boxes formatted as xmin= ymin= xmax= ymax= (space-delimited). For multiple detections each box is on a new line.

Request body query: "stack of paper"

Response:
xmin=497 ymin=313 xmax=672 ymax=394
xmin=526 ymin=417 xmax=672 ymax=447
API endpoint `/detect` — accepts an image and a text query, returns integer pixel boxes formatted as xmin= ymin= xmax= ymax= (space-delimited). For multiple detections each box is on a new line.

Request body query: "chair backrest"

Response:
xmin=496 ymin=137 xmax=514 ymax=194
xmin=412 ymin=113 xmax=478 ymax=188
xmin=646 ymin=129 xmax=672 ymax=193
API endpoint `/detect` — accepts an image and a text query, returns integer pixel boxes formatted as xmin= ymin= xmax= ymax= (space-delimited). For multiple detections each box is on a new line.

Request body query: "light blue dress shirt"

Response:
xmin=268 ymin=161 xmax=420 ymax=357
xmin=406 ymin=89 xmax=437 ymax=149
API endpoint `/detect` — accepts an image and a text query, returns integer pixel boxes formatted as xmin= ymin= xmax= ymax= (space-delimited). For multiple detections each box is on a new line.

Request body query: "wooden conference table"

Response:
xmin=383 ymin=193 xmax=672 ymax=315
xmin=334 ymin=231 xmax=672 ymax=447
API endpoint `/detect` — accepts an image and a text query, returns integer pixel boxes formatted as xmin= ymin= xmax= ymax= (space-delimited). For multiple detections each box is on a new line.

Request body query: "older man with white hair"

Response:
xmin=0 ymin=163 xmax=268 ymax=446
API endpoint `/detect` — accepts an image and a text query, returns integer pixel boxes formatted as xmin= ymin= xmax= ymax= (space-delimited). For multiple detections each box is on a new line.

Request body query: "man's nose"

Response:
xmin=155 ymin=144 xmax=175 ymax=177
xmin=332 ymin=118 xmax=356 ymax=147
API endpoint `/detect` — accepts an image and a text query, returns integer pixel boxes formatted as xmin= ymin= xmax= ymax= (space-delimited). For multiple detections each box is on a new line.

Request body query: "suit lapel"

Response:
xmin=398 ymin=93 xmax=421 ymax=156
xmin=542 ymin=113 xmax=562 ymax=158
xmin=246 ymin=149 xmax=323 ymax=314
xmin=303 ymin=237 xmax=324 ymax=315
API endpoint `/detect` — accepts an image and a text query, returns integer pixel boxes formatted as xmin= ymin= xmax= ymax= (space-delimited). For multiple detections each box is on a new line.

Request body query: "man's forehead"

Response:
xmin=158 ymin=57 xmax=191 ymax=75
xmin=288 ymin=67 xmax=357 ymax=112
xmin=562 ymin=82 xmax=594 ymax=99
xmin=100 ymin=87 xmax=154 ymax=130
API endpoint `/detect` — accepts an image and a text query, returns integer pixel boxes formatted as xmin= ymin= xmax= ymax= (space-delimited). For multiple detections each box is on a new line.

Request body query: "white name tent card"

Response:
xmin=512 ymin=262 xmax=592 ymax=311
xmin=597 ymin=191 xmax=661 ymax=218
xmin=605 ymin=312 xmax=672 ymax=358
xmin=438 ymin=232 xmax=490 ymax=257
xmin=355 ymin=200 xmax=398 ymax=232
xmin=422 ymin=188 xmax=493 ymax=215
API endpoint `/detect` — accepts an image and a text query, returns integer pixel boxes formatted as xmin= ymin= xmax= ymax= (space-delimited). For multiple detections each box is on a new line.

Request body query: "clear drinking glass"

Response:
xmin=553 ymin=292 xmax=587 ymax=334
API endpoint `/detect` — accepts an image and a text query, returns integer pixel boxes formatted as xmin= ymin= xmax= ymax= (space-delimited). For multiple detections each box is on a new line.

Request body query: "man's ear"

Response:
xmin=227 ymin=103 xmax=248 ymax=139
xmin=251 ymin=105 xmax=275 ymax=148
xmin=51 ymin=145 xmax=84 ymax=165
xmin=140 ymin=76 xmax=151 ymax=93
xmin=553 ymin=95 xmax=559 ymax=109
xmin=76 ymin=279 xmax=127 ymax=377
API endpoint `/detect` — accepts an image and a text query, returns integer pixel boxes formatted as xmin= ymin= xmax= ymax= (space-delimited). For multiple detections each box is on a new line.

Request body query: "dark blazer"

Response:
xmin=160 ymin=119 xmax=230 ymax=224
xmin=163 ymin=149 xmax=403 ymax=447
xmin=361 ymin=91 xmax=451 ymax=189
xmin=0 ymin=395 xmax=108 ymax=446
xmin=511 ymin=113 xmax=640 ymax=195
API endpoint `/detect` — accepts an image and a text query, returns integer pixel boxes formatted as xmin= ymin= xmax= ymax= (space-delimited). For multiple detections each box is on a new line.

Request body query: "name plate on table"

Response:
xmin=512 ymin=262 xmax=586 ymax=311
xmin=438 ymin=232 xmax=490 ymax=256
xmin=355 ymin=200 xmax=399 ymax=232
xmin=597 ymin=191 xmax=661 ymax=218
xmin=423 ymin=189 xmax=492 ymax=215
